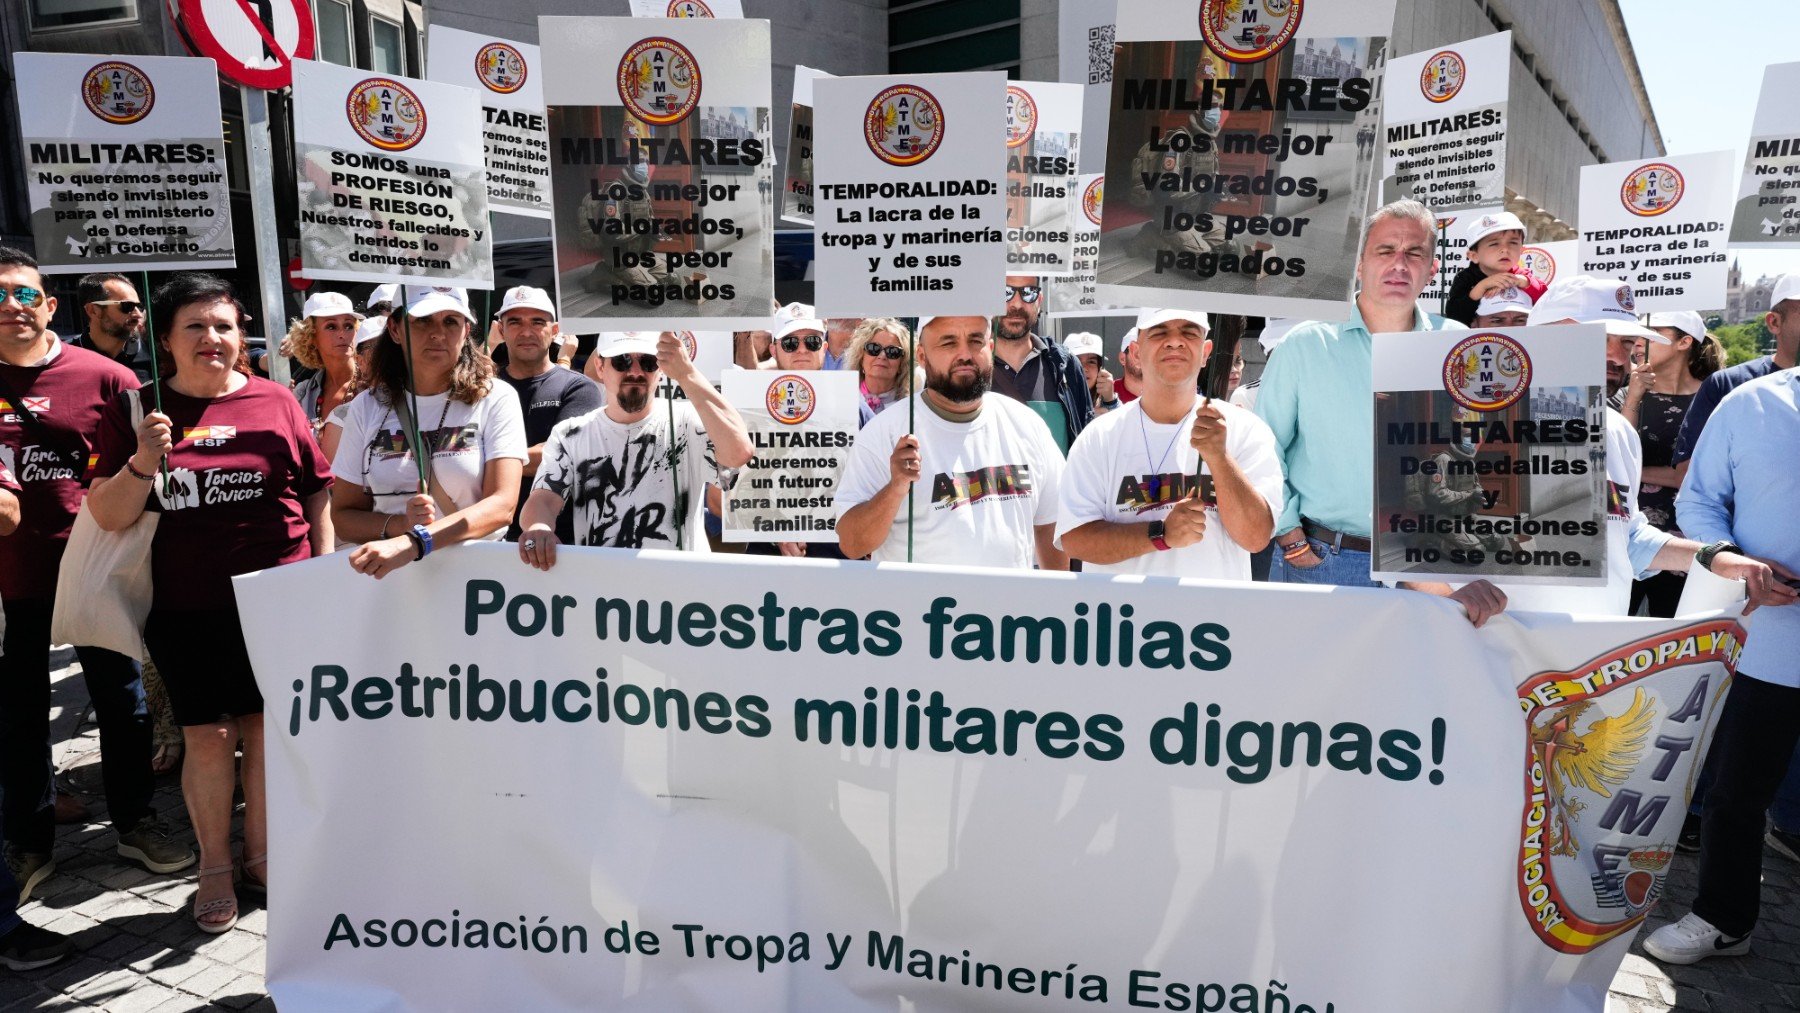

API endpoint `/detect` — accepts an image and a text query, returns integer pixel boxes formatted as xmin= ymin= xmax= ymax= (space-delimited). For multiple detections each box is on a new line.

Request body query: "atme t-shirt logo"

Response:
xmin=347 ymin=79 xmax=427 ymax=152
xmin=1199 ymin=0 xmax=1303 ymax=65
xmin=1444 ymin=333 xmax=1530 ymax=413
xmin=666 ymin=0 xmax=716 ymax=16
xmin=82 ymin=61 xmax=155 ymax=125
xmin=1004 ymin=86 xmax=1038 ymax=149
xmin=864 ymin=85 xmax=944 ymax=167
xmin=618 ymin=38 xmax=701 ymax=126
xmin=1620 ymin=163 xmax=1684 ymax=217
xmin=766 ymin=375 xmax=816 ymax=425
xmin=931 ymin=464 xmax=1032 ymax=510
xmin=1420 ymin=49 xmax=1466 ymax=103
xmin=1519 ymin=246 xmax=1558 ymax=287
xmin=475 ymin=42 xmax=527 ymax=95
xmin=1082 ymin=177 xmax=1104 ymax=228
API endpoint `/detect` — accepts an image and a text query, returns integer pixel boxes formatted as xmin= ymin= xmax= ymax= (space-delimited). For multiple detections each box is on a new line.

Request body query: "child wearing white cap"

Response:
xmin=1445 ymin=211 xmax=1546 ymax=325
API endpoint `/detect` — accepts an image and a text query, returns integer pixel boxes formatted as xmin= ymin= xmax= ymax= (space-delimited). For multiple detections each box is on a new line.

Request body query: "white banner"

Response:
xmin=1578 ymin=151 xmax=1735 ymax=313
xmin=1728 ymin=61 xmax=1800 ymax=247
xmin=541 ymin=16 xmax=774 ymax=332
xmin=779 ymin=66 xmax=831 ymax=226
xmin=426 ymin=26 xmax=552 ymax=221
xmin=241 ymin=545 xmax=1742 ymax=1011
xmin=1004 ymin=81 xmax=1082 ymax=276
xmin=1047 ymin=173 xmax=1112 ymax=316
xmin=13 ymin=52 xmax=233 ymax=273
xmin=720 ymin=369 xmax=858 ymax=542
xmin=291 ymin=59 xmax=493 ymax=287
xmin=1382 ymin=32 xmax=1510 ymax=211
xmin=812 ymin=72 xmax=1008 ymax=318
xmin=1056 ymin=0 xmax=1116 ymax=175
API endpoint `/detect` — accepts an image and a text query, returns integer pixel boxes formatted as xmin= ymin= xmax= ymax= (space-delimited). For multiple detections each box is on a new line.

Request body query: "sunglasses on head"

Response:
xmin=780 ymin=334 xmax=824 ymax=353
xmin=0 ymin=286 xmax=45 ymax=308
xmin=863 ymin=342 xmax=905 ymax=361
xmin=1004 ymin=284 xmax=1041 ymax=304
xmin=608 ymin=354 xmax=659 ymax=373
xmin=90 ymin=299 xmax=143 ymax=313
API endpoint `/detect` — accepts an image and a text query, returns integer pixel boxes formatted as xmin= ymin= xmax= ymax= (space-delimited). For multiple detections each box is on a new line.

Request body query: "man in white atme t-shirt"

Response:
xmin=1057 ymin=308 xmax=1283 ymax=580
xmin=835 ymin=315 xmax=1067 ymax=570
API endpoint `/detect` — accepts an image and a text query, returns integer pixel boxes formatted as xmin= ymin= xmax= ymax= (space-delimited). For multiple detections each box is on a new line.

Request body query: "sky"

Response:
xmin=1618 ymin=0 xmax=1800 ymax=285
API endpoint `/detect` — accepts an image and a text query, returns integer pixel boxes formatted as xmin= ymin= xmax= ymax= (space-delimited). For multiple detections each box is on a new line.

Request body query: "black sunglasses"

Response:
xmin=0 ymin=286 xmax=45 ymax=308
xmin=89 ymin=299 xmax=144 ymax=314
xmin=1003 ymin=284 xmax=1041 ymax=304
xmin=863 ymin=342 xmax=905 ymax=361
xmin=780 ymin=334 xmax=824 ymax=353
xmin=608 ymin=354 xmax=659 ymax=373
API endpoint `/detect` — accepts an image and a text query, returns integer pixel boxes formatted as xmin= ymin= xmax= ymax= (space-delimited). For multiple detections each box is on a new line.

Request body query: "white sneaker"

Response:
xmin=1642 ymin=912 xmax=1751 ymax=964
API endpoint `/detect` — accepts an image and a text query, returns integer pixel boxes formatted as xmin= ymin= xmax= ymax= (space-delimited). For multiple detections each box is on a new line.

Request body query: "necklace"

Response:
xmin=1137 ymin=404 xmax=1187 ymax=505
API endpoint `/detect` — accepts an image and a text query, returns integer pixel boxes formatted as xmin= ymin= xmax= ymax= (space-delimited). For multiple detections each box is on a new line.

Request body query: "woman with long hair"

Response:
xmin=280 ymin=292 xmax=362 ymax=432
xmin=843 ymin=317 xmax=918 ymax=426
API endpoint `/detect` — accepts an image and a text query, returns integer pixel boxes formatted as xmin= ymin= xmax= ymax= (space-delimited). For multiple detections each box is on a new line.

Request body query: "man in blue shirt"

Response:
xmin=1644 ymin=368 xmax=1800 ymax=965
xmin=1671 ymin=273 xmax=1800 ymax=472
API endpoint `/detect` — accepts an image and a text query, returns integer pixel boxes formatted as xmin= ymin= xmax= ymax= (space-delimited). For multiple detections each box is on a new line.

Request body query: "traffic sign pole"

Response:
xmin=243 ymin=84 xmax=291 ymax=385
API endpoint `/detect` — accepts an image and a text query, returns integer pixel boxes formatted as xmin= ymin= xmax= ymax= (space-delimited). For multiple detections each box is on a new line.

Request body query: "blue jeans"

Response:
xmin=1270 ymin=536 xmax=1380 ymax=589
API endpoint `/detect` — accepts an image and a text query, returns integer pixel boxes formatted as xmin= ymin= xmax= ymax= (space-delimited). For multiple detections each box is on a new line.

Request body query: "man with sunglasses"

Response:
xmin=0 ymin=247 xmax=193 ymax=902
xmin=991 ymin=274 xmax=1092 ymax=454
xmin=495 ymin=286 xmax=602 ymax=545
xmin=518 ymin=330 xmax=753 ymax=563
xmin=772 ymin=316 xmax=827 ymax=372
xmin=66 ymin=274 xmax=154 ymax=383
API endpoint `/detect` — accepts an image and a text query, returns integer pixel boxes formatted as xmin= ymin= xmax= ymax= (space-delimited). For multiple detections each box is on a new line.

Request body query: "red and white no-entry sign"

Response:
xmin=173 ymin=0 xmax=316 ymax=90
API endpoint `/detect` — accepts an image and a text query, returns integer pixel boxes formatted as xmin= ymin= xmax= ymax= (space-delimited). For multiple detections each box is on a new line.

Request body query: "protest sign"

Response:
xmin=1372 ymin=325 xmax=1608 ymax=586
xmin=1419 ymin=202 xmax=1505 ymax=309
xmin=812 ymin=72 xmax=1008 ymax=318
xmin=629 ymin=0 xmax=742 ymax=16
xmin=1728 ymin=61 xmax=1800 ymax=247
xmin=1057 ymin=0 xmax=1116 ymax=175
xmin=290 ymin=59 xmax=493 ymax=287
xmin=1098 ymin=0 xmax=1396 ymax=320
xmin=1004 ymin=81 xmax=1082 ymax=276
xmin=1579 ymin=151 xmax=1734 ymax=313
xmin=1520 ymin=239 xmax=1576 ymax=292
xmin=780 ymin=66 xmax=830 ymax=226
xmin=241 ymin=545 xmax=1739 ymax=1011
xmin=541 ymin=16 xmax=774 ymax=332
xmin=720 ymin=369 xmax=858 ymax=542
xmin=426 ymin=26 xmax=552 ymax=221
xmin=1047 ymin=173 xmax=1113 ymax=315
xmin=12 ymin=53 xmax=233 ymax=273
xmin=1383 ymin=32 xmax=1510 ymax=211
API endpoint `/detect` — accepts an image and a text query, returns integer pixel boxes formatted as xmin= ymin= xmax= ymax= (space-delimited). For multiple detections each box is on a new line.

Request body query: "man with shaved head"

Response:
xmin=835 ymin=315 xmax=1067 ymax=570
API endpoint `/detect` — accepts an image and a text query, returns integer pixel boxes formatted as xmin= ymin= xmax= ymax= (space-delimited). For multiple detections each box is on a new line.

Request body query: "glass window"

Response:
xmin=29 ymin=0 xmax=139 ymax=31
xmin=316 ymin=0 xmax=353 ymax=66
xmin=371 ymin=17 xmax=406 ymax=75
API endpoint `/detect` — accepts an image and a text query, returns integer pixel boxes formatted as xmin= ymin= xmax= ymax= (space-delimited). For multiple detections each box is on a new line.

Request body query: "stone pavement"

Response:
xmin=6 ymin=651 xmax=1796 ymax=1012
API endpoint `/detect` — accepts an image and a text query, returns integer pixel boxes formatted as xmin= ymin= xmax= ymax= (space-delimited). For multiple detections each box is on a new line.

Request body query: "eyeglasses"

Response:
xmin=608 ymin=354 xmax=659 ymax=373
xmin=0 ymin=286 xmax=45 ymax=308
xmin=1003 ymin=284 xmax=1041 ymax=304
xmin=863 ymin=342 xmax=905 ymax=361
xmin=90 ymin=299 xmax=143 ymax=314
xmin=780 ymin=334 xmax=824 ymax=353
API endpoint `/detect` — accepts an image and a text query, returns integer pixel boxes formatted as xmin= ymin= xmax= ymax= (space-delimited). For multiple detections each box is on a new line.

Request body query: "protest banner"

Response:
xmin=629 ymin=0 xmax=742 ymax=17
xmin=541 ymin=16 xmax=774 ymax=332
xmin=1004 ymin=81 xmax=1082 ymax=276
xmin=720 ymin=369 xmax=858 ymax=542
xmin=1727 ymin=61 xmax=1800 ymax=247
xmin=1382 ymin=32 xmax=1510 ymax=211
xmin=1372 ymin=324 xmax=1608 ymax=586
xmin=1046 ymin=173 xmax=1113 ymax=315
xmin=12 ymin=53 xmax=233 ymax=273
xmin=1579 ymin=151 xmax=1735 ymax=313
xmin=1098 ymin=0 xmax=1396 ymax=320
xmin=780 ymin=66 xmax=830 ymax=226
xmin=812 ymin=72 xmax=1008 ymax=318
xmin=1057 ymin=0 xmax=1116 ymax=175
xmin=1520 ymin=239 xmax=1577 ymax=292
xmin=1419 ymin=202 xmax=1505 ymax=309
xmin=426 ymin=26 xmax=552 ymax=221
xmin=290 ymin=59 xmax=493 ymax=287
xmin=240 ymin=545 xmax=1739 ymax=1011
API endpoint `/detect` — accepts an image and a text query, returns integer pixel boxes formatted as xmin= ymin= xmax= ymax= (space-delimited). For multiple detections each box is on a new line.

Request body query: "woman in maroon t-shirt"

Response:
xmin=88 ymin=273 xmax=332 ymax=935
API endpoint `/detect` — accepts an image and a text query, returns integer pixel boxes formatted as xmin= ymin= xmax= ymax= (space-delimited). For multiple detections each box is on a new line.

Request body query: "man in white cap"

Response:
xmin=1471 ymin=285 xmax=1534 ymax=328
xmin=770 ymin=314 xmax=827 ymax=372
xmin=494 ymin=285 xmax=601 ymax=543
xmin=1062 ymin=331 xmax=1120 ymax=417
xmin=1057 ymin=309 xmax=1283 ymax=580
xmin=1672 ymin=272 xmax=1800 ymax=477
xmin=1116 ymin=328 xmax=1143 ymax=405
xmin=835 ymin=315 xmax=1067 ymax=570
xmin=517 ymin=330 xmax=752 ymax=562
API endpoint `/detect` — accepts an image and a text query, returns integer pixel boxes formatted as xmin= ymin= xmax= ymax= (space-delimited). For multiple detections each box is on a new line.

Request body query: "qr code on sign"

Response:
xmin=1087 ymin=24 xmax=1114 ymax=86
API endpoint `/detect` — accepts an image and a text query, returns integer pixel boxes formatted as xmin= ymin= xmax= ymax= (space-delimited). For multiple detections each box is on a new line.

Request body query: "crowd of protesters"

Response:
xmin=0 ymin=196 xmax=1795 ymax=973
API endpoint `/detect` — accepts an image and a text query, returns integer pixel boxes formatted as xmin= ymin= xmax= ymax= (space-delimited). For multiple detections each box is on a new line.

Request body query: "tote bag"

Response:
xmin=51 ymin=389 xmax=159 ymax=658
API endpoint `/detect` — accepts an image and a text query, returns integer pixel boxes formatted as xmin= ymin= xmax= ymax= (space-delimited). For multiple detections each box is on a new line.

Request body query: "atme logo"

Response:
xmin=1199 ymin=0 xmax=1303 ymax=65
xmin=1620 ymin=163 xmax=1684 ymax=218
xmin=474 ymin=42 xmax=527 ymax=95
xmin=347 ymin=78 xmax=427 ymax=152
xmin=1082 ymin=177 xmax=1104 ymax=228
xmin=617 ymin=37 xmax=701 ymax=125
xmin=1519 ymin=246 xmax=1557 ymax=287
xmin=766 ymin=375 xmax=817 ymax=425
xmin=1005 ymin=86 xmax=1038 ymax=148
xmin=82 ymin=61 xmax=155 ymax=125
xmin=666 ymin=0 xmax=715 ymax=15
xmin=1420 ymin=49 xmax=1466 ymax=103
xmin=1443 ymin=333 xmax=1530 ymax=413
xmin=864 ymin=84 xmax=944 ymax=167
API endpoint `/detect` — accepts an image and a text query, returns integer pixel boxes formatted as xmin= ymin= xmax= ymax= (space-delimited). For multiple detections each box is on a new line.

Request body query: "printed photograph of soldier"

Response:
xmin=550 ymin=106 xmax=772 ymax=321
xmin=1098 ymin=39 xmax=1378 ymax=303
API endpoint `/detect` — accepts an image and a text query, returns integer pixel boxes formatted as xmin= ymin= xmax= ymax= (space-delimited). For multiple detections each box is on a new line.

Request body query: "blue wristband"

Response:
xmin=410 ymin=524 xmax=434 ymax=559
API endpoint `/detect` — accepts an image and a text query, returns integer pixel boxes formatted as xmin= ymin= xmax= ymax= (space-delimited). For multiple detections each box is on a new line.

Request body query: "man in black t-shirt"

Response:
xmin=493 ymin=286 xmax=602 ymax=542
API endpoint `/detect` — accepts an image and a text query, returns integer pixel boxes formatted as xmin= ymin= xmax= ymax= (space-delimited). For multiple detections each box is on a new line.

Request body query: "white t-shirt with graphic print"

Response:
xmin=534 ymin=399 xmax=720 ymax=552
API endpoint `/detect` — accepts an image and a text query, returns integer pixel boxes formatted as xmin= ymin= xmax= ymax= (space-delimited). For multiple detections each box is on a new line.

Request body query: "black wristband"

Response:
xmin=405 ymin=529 xmax=427 ymax=560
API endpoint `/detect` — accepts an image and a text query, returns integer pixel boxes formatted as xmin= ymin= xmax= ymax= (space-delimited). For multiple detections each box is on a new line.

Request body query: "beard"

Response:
xmin=616 ymin=383 xmax=650 ymax=413
xmin=1605 ymin=365 xmax=1626 ymax=397
xmin=926 ymin=362 xmax=992 ymax=403
xmin=995 ymin=311 xmax=1033 ymax=341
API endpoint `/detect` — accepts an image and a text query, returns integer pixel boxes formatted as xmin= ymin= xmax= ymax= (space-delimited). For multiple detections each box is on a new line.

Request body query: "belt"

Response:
xmin=1301 ymin=518 xmax=1371 ymax=554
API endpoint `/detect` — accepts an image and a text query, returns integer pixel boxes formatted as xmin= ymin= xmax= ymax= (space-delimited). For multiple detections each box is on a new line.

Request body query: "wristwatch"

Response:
xmin=1147 ymin=520 xmax=1172 ymax=552
xmin=1696 ymin=540 xmax=1742 ymax=573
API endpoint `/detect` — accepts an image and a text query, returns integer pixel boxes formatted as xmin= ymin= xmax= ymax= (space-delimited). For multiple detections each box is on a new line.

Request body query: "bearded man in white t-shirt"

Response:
xmin=1057 ymin=308 xmax=1283 ymax=580
xmin=835 ymin=315 xmax=1068 ymax=570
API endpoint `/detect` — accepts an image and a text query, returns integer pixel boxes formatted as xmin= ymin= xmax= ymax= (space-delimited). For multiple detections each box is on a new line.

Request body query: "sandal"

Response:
xmin=151 ymin=743 xmax=183 ymax=776
xmin=192 ymin=865 xmax=238 ymax=934
xmin=239 ymin=854 xmax=267 ymax=897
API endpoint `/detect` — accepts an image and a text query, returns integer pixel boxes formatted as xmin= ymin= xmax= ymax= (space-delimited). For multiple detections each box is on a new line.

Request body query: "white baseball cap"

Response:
xmin=914 ymin=315 xmax=990 ymax=340
xmin=302 ymin=291 xmax=358 ymax=319
xmin=366 ymin=283 xmax=399 ymax=309
xmin=1646 ymin=310 xmax=1707 ymax=342
xmin=1474 ymin=286 xmax=1534 ymax=319
xmin=354 ymin=315 xmax=388 ymax=347
xmin=1120 ymin=327 xmax=1139 ymax=352
xmin=775 ymin=315 xmax=827 ymax=341
xmin=1464 ymin=210 xmax=1526 ymax=246
xmin=1257 ymin=318 xmax=1299 ymax=355
xmin=1063 ymin=331 xmax=1102 ymax=359
xmin=1771 ymin=273 xmax=1800 ymax=310
xmin=1526 ymin=276 xmax=1664 ymax=342
xmin=1135 ymin=308 xmax=1211 ymax=335
xmin=497 ymin=285 xmax=556 ymax=320
xmin=404 ymin=285 xmax=478 ymax=323
xmin=774 ymin=301 xmax=814 ymax=328
xmin=593 ymin=331 xmax=659 ymax=359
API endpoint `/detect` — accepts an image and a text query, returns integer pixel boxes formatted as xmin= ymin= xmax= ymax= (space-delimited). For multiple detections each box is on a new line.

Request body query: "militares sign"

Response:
xmin=426 ymin=26 xmax=552 ymax=221
xmin=1382 ymin=31 xmax=1510 ymax=211
xmin=721 ymin=369 xmax=858 ymax=543
xmin=1727 ymin=61 xmax=1800 ymax=248
xmin=1003 ymin=80 xmax=1083 ymax=276
xmin=780 ymin=66 xmax=830 ymax=226
xmin=241 ymin=545 xmax=1739 ymax=1011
